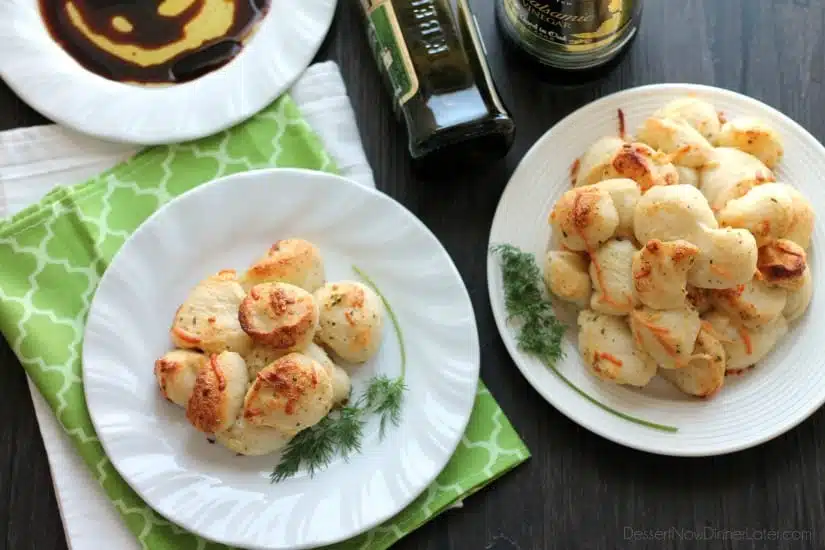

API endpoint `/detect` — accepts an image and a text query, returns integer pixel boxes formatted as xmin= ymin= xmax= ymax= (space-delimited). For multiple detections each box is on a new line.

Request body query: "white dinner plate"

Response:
xmin=0 ymin=0 xmax=335 ymax=145
xmin=488 ymin=83 xmax=824 ymax=457
xmin=83 ymin=168 xmax=480 ymax=549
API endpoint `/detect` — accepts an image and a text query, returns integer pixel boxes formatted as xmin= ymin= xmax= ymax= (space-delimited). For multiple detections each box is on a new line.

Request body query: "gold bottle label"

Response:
xmin=502 ymin=0 xmax=640 ymax=53
xmin=364 ymin=0 xmax=420 ymax=106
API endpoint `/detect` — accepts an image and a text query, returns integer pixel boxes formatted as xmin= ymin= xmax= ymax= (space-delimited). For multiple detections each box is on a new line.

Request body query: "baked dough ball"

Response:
xmin=243 ymin=352 xmax=334 ymax=434
xmin=635 ymin=116 xmax=716 ymax=168
xmin=215 ymin=415 xmax=293 ymax=456
xmin=186 ymin=351 xmax=249 ymax=434
xmin=154 ymin=350 xmax=207 ymax=407
xmin=629 ymin=306 xmax=701 ymax=369
xmin=544 ymin=251 xmax=592 ymax=308
xmin=589 ymin=239 xmax=637 ymax=316
xmin=303 ymin=342 xmax=351 ymax=405
xmin=783 ymin=186 xmax=815 ymax=250
xmin=674 ymin=166 xmax=699 ymax=187
xmin=243 ymin=344 xmax=287 ymax=381
xmin=243 ymin=239 xmax=325 ymax=293
xmin=238 ymin=282 xmax=319 ymax=351
xmin=632 ymin=239 xmax=699 ymax=309
xmin=634 ymin=185 xmax=718 ymax=246
xmin=714 ymin=117 xmax=784 ymax=168
xmin=687 ymin=227 xmax=758 ymax=289
xmin=712 ymin=279 xmax=787 ymax=329
xmin=757 ymin=239 xmax=807 ymax=290
xmin=717 ymin=183 xmax=794 ymax=246
xmin=171 ymin=270 xmax=253 ymax=356
xmin=314 ymin=281 xmax=384 ymax=363
xmin=783 ymin=266 xmax=813 ymax=322
xmin=659 ymin=329 xmax=726 ymax=398
xmin=590 ymin=178 xmax=641 ymax=237
xmin=575 ymin=138 xmax=678 ymax=191
xmin=653 ymin=96 xmax=722 ymax=142
xmin=577 ymin=310 xmax=657 ymax=387
xmin=702 ymin=311 xmax=788 ymax=372
xmin=698 ymin=147 xmax=775 ymax=211
xmin=549 ymin=187 xmax=619 ymax=251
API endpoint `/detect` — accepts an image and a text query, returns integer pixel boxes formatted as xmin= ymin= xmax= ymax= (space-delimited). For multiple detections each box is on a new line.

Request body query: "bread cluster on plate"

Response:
xmin=546 ymin=96 xmax=815 ymax=398
xmin=154 ymin=239 xmax=384 ymax=455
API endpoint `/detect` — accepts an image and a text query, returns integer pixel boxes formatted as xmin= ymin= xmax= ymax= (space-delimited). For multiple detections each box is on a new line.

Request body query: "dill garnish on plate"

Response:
xmin=490 ymin=243 xmax=677 ymax=433
xmin=270 ymin=266 xmax=407 ymax=483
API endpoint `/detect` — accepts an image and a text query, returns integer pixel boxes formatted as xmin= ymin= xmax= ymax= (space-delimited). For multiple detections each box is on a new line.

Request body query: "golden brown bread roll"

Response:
xmin=170 ymin=270 xmax=253 ymax=356
xmin=238 ymin=282 xmax=319 ymax=351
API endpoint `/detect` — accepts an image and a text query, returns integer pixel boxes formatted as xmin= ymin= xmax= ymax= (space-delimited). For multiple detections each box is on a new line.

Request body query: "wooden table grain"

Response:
xmin=2 ymin=1 xmax=825 ymax=549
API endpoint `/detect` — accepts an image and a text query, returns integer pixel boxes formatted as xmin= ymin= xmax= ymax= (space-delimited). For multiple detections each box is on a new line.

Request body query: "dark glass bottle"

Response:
xmin=495 ymin=0 xmax=643 ymax=72
xmin=358 ymin=0 xmax=516 ymax=172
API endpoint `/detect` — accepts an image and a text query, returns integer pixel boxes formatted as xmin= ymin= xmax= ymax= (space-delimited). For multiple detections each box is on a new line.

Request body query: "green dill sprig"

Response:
xmin=490 ymin=243 xmax=677 ymax=433
xmin=364 ymin=374 xmax=407 ymax=439
xmin=270 ymin=266 xmax=408 ymax=483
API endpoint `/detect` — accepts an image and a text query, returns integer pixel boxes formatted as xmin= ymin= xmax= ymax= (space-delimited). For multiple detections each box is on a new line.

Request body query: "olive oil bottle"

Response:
xmin=358 ymin=0 xmax=516 ymax=171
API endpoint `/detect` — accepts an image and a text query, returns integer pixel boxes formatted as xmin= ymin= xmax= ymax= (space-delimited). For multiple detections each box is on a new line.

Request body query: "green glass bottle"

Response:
xmin=358 ymin=0 xmax=516 ymax=171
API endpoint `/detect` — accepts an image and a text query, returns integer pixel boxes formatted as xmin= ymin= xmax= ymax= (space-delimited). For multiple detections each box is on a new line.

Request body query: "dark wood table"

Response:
xmin=2 ymin=1 xmax=824 ymax=549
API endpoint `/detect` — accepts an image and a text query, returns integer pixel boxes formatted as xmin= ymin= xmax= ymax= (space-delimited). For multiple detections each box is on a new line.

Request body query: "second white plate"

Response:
xmin=488 ymin=83 xmax=824 ymax=457
xmin=83 ymin=168 xmax=480 ymax=549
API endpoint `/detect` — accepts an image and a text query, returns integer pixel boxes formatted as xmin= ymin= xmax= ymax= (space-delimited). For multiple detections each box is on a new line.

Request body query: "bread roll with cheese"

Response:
xmin=688 ymin=228 xmax=758 ymax=289
xmin=186 ymin=351 xmax=249 ymax=434
xmin=717 ymin=183 xmax=794 ymax=246
xmin=590 ymin=178 xmax=641 ymax=237
xmin=632 ymin=239 xmax=699 ymax=310
xmin=636 ymin=116 xmax=716 ymax=168
xmin=215 ymin=415 xmax=293 ymax=456
xmin=544 ymin=251 xmax=592 ymax=308
xmin=698 ymin=148 xmax=774 ymax=211
xmin=303 ymin=342 xmax=351 ymax=405
xmin=653 ymin=96 xmax=722 ymax=142
xmin=712 ymin=278 xmax=787 ymax=329
xmin=243 ymin=239 xmax=325 ymax=293
xmin=243 ymin=344 xmax=287 ymax=381
xmin=634 ymin=185 xmax=717 ymax=246
xmin=757 ymin=239 xmax=807 ymax=291
xmin=238 ymin=282 xmax=319 ymax=351
xmin=154 ymin=350 xmax=207 ymax=407
xmin=674 ymin=166 xmax=699 ymax=187
xmin=783 ymin=266 xmax=813 ymax=322
xmin=314 ymin=281 xmax=384 ymax=363
xmin=577 ymin=310 xmax=657 ymax=387
xmin=575 ymin=138 xmax=678 ymax=191
xmin=575 ymin=136 xmax=626 ymax=187
xmin=715 ymin=117 xmax=784 ymax=168
xmin=783 ymin=186 xmax=815 ymax=250
xmin=589 ymin=239 xmax=637 ymax=316
xmin=702 ymin=311 xmax=788 ymax=372
xmin=549 ymin=186 xmax=619 ymax=252
xmin=629 ymin=306 xmax=701 ymax=369
xmin=243 ymin=352 xmax=334 ymax=434
xmin=659 ymin=329 xmax=725 ymax=398
xmin=170 ymin=270 xmax=253 ymax=356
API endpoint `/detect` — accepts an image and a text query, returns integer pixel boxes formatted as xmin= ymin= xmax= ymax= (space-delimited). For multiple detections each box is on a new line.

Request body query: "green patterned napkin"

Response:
xmin=0 ymin=95 xmax=529 ymax=550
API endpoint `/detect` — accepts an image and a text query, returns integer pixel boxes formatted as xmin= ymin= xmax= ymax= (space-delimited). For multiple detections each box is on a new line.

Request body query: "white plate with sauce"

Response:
xmin=83 ymin=169 xmax=480 ymax=549
xmin=0 ymin=0 xmax=336 ymax=144
xmin=488 ymin=83 xmax=824 ymax=457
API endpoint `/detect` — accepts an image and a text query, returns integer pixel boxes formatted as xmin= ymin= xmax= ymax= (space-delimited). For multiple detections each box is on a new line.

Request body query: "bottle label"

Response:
xmin=364 ymin=0 xmax=420 ymax=107
xmin=501 ymin=0 xmax=641 ymax=53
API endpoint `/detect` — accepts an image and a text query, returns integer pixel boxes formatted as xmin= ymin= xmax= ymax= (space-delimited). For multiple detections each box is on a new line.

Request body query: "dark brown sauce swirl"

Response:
xmin=38 ymin=0 xmax=270 ymax=84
